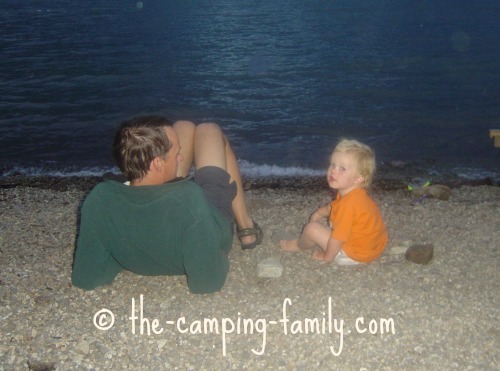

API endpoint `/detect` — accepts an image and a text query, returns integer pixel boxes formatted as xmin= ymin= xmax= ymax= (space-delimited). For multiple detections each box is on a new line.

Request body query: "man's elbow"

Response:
xmin=187 ymin=275 xmax=226 ymax=294
xmin=71 ymin=272 xmax=110 ymax=291
xmin=71 ymin=277 xmax=97 ymax=291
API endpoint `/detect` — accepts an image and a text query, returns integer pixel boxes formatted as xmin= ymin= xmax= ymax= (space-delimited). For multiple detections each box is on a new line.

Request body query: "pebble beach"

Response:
xmin=0 ymin=175 xmax=498 ymax=370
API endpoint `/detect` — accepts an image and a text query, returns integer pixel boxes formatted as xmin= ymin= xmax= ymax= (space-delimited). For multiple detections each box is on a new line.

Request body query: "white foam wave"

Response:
xmin=237 ymin=160 xmax=324 ymax=178
xmin=451 ymin=167 xmax=500 ymax=180
xmin=1 ymin=162 xmax=325 ymax=179
xmin=1 ymin=166 xmax=118 ymax=177
xmin=2 ymin=161 xmax=497 ymax=181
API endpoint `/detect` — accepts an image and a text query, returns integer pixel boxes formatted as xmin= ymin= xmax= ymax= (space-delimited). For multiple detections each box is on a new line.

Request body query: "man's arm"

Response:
xmin=182 ymin=220 xmax=230 ymax=294
xmin=71 ymin=204 xmax=123 ymax=290
xmin=72 ymin=242 xmax=123 ymax=290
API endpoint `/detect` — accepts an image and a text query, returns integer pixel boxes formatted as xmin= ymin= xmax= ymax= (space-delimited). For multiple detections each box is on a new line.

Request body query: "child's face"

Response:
xmin=327 ymin=151 xmax=365 ymax=196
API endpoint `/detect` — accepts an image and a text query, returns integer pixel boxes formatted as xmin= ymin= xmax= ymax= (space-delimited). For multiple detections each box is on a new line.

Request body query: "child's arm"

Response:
xmin=311 ymin=237 xmax=343 ymax=263
xmin=309 ymin=203 xmax=331 ymax=222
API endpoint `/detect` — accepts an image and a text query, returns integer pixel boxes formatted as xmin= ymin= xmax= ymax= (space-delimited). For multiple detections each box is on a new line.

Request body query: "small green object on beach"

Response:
xmin=407 ymin=178 xmax=432 ymax=191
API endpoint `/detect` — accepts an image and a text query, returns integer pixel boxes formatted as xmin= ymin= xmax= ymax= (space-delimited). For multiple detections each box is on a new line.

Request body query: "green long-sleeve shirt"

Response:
xmin=71 ymin=178 xmax=232 ymax=294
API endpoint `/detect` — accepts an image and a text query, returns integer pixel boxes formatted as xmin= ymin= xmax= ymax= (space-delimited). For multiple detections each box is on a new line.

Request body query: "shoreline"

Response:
xmin=0 ymin=164 xmax=497 ymax=193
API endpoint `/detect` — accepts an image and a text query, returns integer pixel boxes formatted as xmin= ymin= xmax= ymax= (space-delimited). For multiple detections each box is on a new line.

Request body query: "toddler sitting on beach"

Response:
xmin=280 ymin=139 xmax=387 ymax=264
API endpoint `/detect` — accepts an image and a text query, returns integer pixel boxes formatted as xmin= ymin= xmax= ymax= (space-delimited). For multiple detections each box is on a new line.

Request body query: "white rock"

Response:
xmin=257 ymin=257 xmax=283 ymax=278
xmin=157 ymin=339 xmax=168 ymax=350
xmin=74 ymin=340 xmax=90 ymax=355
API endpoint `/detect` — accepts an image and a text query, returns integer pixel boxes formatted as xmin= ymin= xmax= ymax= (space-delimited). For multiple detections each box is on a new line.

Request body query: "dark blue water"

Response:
xmin=1 ymin=0 xmax=499 ymax=178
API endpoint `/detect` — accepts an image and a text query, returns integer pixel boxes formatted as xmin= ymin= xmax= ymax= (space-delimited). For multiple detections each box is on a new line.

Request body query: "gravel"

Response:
xmin=0 ymin=178 xmax=499 ymax=370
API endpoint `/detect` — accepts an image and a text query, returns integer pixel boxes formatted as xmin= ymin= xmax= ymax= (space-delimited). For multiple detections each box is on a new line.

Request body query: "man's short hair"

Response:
xmin=112 ymin=116 xmax=173 ymax=181
xmin=333 ymin=139 xmax=376 ymax=187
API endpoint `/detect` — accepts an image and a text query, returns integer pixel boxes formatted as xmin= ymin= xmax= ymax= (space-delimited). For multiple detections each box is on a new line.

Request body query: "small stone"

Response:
xmin=73 ymin=340 xmax=90 ymax=355
xmin=157 ymin=339 xmax=168 ymax=350
xmin=405 ymin=244 xmax=434 ymax=265
xmin=34 ymin=295 xmax=51 ymax=304
xmin=27 ymin=360 xmax=55 ymax=371
xmin=257 ymin=257 xmax=283 ymax=278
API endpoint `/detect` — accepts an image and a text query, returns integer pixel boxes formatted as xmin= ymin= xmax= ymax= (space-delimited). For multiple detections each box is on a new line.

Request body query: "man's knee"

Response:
xmin=174 ymin=120 xmax=196 ymax=133
xmin=195 ymin=122 xmax=227 ymax=145
xmin=196 ymin=122 xmax=223 ymax=136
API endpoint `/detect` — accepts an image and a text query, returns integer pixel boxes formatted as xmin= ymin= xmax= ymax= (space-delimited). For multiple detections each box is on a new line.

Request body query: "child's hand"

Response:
xmin=309 ymin=211 xmax=319 ymax=222
xmin=309 ymin=204 xmax=331 ymax=223
xmin=311 ymin=250 xmax=325 ymax=261
xmin=309 ymin=210 xmax=324 ymax=223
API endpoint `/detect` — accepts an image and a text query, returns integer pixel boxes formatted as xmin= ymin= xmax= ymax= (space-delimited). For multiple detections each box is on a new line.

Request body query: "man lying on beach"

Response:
xmin=72 ymin=116 xmax=263 ymax=294
xmin=280 ymin=139 xmax=387 ymax=265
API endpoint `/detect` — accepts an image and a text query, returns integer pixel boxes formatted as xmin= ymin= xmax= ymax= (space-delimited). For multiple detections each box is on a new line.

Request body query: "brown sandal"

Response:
xmin=236 ymin=221 xmax=263 ymax=250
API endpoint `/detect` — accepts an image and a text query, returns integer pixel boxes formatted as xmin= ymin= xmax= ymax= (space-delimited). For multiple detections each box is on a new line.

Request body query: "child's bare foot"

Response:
xmin=280 ymin=239 xmax=301 ymax=252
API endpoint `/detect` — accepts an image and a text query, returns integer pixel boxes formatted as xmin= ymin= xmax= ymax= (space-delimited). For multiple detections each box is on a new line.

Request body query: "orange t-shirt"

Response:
xmin=329 ymin=188 xmax=387 ymax=263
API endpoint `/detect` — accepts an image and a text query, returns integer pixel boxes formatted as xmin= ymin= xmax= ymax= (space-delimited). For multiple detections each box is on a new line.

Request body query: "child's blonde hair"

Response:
xmin=333 ymin=139 xmax=376 ymax=188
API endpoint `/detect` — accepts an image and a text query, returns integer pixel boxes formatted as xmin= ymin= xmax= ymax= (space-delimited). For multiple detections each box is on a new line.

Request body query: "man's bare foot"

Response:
xmin=280 ymin=239 xmax=301 ymax=252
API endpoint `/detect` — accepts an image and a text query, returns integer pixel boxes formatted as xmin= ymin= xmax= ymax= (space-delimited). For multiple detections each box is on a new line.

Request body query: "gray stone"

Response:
xmin=73 ymin=340 xmax=90 ymax=355
xmin=27 ymin=360 xmax=55 ymax=371
xmin=257 ymin=257 xmax=283 ymax=278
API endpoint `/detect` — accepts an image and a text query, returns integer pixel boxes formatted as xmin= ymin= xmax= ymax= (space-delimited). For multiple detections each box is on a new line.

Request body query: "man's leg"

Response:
xmin=173 ymin=120 xmax=195 ymax=177
xmin=194 ymin=123 xmax=258 ymax=246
